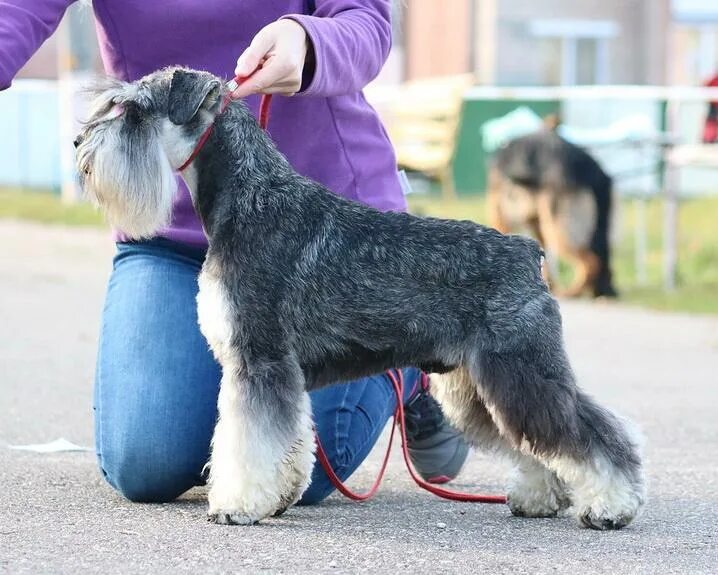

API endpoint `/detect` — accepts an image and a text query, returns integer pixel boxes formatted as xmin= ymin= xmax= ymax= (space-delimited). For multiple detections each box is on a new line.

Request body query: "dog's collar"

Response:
xmin=177 ymin=92 xmax=232 ymax=172
xmin=178 ymin=76 xmax=272 ymax=172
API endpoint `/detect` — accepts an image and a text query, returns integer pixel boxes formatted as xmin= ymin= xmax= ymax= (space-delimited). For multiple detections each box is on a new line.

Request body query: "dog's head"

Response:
xmin=75 ymin=67 xmax=223 ymax=238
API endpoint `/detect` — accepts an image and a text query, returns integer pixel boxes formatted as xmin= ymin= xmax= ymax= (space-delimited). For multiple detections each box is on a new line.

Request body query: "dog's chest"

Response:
xmin=196 ymin=269 xmax=236 ymax=366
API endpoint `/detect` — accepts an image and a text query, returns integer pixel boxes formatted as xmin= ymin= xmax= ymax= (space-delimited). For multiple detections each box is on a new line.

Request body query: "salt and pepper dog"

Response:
xmin=75 ymin=67 xmax=645 ymax=529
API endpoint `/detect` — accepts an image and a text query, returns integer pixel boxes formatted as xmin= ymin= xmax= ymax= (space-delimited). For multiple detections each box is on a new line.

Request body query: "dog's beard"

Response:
xmin=78 ymin=126 xmax=176 ymax=239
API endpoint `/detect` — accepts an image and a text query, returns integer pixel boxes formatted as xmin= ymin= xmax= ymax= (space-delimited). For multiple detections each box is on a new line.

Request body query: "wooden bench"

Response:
xmin=365 ymin=74 xmax=474 ymax=198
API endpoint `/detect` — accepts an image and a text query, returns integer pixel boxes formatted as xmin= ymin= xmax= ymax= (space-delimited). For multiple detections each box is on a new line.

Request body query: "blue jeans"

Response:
xmin=94 ymin=239 xmax=419 ymax=504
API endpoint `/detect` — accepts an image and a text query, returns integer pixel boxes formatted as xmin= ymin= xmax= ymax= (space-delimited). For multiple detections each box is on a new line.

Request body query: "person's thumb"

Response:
xmin=235 ymin=27 xmax=275 ymax=77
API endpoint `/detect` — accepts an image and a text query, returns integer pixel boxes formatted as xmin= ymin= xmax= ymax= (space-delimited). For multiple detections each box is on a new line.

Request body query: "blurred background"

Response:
xmin=1 ymin=0 xmax=717 ymax=313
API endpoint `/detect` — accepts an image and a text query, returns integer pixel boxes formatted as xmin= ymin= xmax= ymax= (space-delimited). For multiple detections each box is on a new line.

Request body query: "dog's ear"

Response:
xmin=168 ymin=69 xmax=222 ymax=125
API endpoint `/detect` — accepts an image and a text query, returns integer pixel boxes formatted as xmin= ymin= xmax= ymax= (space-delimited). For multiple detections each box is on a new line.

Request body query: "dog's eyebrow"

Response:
xmin=81 ymin=96 xmax=117 ymax=125
xmin=82 ymin=83 xmax=147 ymax=126
xmin=81 ymin=100 xmax=113 ymax=125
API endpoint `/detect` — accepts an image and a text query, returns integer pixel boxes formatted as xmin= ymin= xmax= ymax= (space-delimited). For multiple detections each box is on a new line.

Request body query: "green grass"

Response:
xmin=409 ymin=193 xmax=718 ymax=315
xmin=0 ymin=188 xmax=105 ymax=227
xmin=1 ymin=187 xmax=716 ymax=314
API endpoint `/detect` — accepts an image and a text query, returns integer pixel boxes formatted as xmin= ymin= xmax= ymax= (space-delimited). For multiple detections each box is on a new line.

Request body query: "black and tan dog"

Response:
xmin=487 ymin=124 xmax=617 ymax=298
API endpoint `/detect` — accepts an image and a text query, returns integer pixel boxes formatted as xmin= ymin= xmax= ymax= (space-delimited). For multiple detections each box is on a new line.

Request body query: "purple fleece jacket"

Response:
xmin=0 ymin=0 xmax=405 ymax=246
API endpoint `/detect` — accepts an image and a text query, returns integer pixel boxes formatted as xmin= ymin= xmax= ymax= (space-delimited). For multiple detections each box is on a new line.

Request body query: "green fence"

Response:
xmin=452 ymin=98 xmax=560 ymax=195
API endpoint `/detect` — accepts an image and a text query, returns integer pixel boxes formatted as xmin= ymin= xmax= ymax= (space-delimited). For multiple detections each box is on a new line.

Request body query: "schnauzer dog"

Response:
xmin=75 ymin=67 xmax=645 ymax=529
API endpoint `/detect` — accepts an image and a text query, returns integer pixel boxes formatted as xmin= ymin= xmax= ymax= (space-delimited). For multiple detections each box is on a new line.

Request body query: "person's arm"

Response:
xmin=233 ymin=0 xmax=391 ymax=98
xmin=284 ymin=0 xmax=392 ymax=97
xmin=0 ymin=0 xmax=76 ymax=90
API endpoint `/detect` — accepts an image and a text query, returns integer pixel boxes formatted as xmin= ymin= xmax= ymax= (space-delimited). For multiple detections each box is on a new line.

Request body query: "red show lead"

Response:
xmin=178 ymin=72 xmax=272 ymax=172
xmin=315 ymin=369 xmax=507 ymax=505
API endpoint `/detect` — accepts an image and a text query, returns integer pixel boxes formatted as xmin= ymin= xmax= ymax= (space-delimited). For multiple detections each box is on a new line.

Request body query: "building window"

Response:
xmin=673 ymin=25 xmax=718 ymax=84
xmin=670 ymin=1 xmax=718 ymax=84
xmin=529 ymin=19 xmax=617 ymax=86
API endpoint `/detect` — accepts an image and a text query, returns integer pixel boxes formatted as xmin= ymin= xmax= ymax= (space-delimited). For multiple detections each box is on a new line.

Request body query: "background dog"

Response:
xmin=75 ymin=67 xmax=644 ymax=529
xmin=487 ymin=125 xmax=617 ymax=298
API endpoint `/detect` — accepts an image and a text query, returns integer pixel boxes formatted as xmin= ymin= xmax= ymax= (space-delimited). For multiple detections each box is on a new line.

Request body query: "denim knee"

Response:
xmin=98 ymin=440 xmax=203 ymax=503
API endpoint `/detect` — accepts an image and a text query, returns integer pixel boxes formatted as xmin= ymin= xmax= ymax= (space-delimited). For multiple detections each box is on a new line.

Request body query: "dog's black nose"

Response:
xmin=73 ymin=135 xmax=83 ymax=149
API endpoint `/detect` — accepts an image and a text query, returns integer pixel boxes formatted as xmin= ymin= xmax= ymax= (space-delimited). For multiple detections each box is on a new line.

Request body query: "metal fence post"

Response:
xmin=662 ymin=99 xmax=679 ymax=292
xmin=57 ymin=12 xmax=80 ymax=203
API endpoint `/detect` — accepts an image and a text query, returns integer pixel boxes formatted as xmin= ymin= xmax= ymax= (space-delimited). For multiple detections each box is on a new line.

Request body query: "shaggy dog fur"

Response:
xmin=75 ymin=68 xmax=644 ymax=528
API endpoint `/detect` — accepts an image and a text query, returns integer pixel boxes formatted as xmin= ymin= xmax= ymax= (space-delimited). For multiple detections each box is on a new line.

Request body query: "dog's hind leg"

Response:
xmin=537 ymin=190 xmax=600 ymax=297
xmin=431 ymin=367 xmax=571 ymax=518
xmin=486 ymin=168 xmax=512 ymax=235
xmin=552 ymin=246 xmax=600 ymax=298
xmin=473 ymin=293 xmax=645 ymax=529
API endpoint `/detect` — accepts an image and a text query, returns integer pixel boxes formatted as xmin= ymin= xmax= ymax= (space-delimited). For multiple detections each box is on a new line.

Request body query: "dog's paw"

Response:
xmin=577 ymin=507 xmax=634 ymax=531
xmin=508 ymin=498 xmax=563 ymax=518
xmin=269 ymin=491 xmax=298 ymax=519
xmin=569 ymin=459 xmax=645 ymax=531
xmin=208 ymin=511 xmax=260 ymax=526
xmin=207 ymin=487 xmax=279 ymax=526
xmin=507 ymin=490 xmax=570 ymax=518
xmin=574 ymin=489 xmax=642 ymax=531
xmin=271 ymin=505 xmax=290 ymax=518
xmin=508 ymin=461 xmax=571 ymax=518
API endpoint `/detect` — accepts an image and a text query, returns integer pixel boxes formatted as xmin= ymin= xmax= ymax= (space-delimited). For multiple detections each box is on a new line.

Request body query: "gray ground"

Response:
xmin=1 ymin=220 xmax=717 ymax=574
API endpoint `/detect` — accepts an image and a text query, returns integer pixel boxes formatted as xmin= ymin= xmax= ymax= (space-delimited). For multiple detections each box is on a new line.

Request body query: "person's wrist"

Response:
xmin=299 ymin=32 xmax=316 ymax=92
xmin=282 ymin=17 xmax=316 ymax=93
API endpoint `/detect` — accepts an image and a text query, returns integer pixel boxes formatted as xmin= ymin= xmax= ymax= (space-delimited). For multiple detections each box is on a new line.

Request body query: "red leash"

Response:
xmin=178 ymin=73 xmax=272 ymax=172
xmin=188 ymin=70 xmax=506 ymax=505
xmin=316 ymin=370 xmax=507 ymax=505
xmin=315 ymin=405 xmax=398 ymax=501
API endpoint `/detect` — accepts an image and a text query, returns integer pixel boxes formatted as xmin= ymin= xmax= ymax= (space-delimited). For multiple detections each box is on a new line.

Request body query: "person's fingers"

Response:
xmin=230 ymin=65 xmax=274 ymax=98
xmin=235 ymin=27 xmax=275 ymax=78
xmin=231 ymin=57 xmax=298 ymax=97
xmin=232 ymin=20 xmax=307 ymax=97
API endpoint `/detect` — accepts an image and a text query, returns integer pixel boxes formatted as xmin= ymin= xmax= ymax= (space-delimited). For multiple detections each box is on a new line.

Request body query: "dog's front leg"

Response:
xmin=206 ymin=358 xmax=315 ymax=525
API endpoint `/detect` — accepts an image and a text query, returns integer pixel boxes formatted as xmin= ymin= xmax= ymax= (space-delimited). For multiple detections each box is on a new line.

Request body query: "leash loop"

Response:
xmin=315 ymin=370 xmax=508 ymax=505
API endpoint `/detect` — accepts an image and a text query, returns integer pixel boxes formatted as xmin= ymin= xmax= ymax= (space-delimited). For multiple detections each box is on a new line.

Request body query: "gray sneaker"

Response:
xmin=403 ymin=378 xmax=470 ymax=484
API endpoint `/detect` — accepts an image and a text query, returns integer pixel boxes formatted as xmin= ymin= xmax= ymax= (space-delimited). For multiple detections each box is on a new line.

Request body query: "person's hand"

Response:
xmin=232 ymin=20 xmax=309 ymax=98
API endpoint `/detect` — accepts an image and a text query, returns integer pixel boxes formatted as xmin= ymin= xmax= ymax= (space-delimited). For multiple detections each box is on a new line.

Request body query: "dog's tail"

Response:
xmin=589 ymin=173 xmax=618 ymax=298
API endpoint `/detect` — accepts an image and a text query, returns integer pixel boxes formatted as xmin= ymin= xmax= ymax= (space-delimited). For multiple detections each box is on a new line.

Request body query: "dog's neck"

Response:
xmin=181 ymin=101 xmax=296 ymax=238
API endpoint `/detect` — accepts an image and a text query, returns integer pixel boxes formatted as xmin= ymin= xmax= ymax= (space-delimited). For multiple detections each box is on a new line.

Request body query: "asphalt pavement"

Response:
xmin=1 ymin=220 xmax=716 ymax=574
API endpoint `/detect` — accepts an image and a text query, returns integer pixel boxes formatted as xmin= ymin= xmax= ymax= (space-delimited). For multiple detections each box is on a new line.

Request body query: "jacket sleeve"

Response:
xmin=0 ymin=0 xmax=76 ymax=90
xmin=282 ymin=0 xmax=392 ymax=97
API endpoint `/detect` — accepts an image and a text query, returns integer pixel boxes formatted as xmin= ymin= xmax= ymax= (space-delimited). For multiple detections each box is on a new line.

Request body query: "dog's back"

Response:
xmin=495 ymin=131 xmax=610 ymax=196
